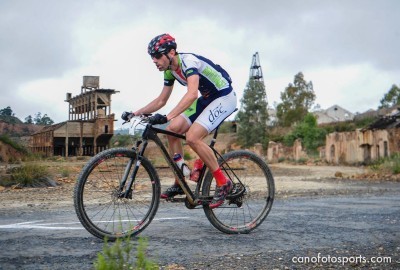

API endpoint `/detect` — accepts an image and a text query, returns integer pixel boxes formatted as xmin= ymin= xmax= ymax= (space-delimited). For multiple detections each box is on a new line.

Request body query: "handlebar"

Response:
xmin=122 ymin=113 xmax=153 ymax=125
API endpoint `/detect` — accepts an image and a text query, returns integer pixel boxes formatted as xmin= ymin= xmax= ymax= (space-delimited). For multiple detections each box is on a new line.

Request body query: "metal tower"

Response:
xmin=249 ymin=52 xmax=264 ymax=82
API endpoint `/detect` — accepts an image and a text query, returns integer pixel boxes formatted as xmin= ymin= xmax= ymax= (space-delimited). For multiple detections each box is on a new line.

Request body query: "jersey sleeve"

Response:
xmin=185 ymin=68 xmax=199 ymax=78
xmin=182 ymin=55 xmax=200 ymax=78
xmin=163 ymin=70 xmax=175 ymax=86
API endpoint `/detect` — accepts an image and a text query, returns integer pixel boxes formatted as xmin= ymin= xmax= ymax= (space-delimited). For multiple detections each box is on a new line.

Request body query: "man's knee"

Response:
xmin=166 ymin=117 xmax=188 ymax=134
xmin=185 ymin=133 xmax=198 ymax=147
xmin=186 ymin=130 xmax=205 ymax=147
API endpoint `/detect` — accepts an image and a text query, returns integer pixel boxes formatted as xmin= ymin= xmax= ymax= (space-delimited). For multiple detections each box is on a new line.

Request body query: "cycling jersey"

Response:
xmin=163 ymin=52 xmax=236 ymax=132
xmin=164 ymin=53 xmax=232 ymax=98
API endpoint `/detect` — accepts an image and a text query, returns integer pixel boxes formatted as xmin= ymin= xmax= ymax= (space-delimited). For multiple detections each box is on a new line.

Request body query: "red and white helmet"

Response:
xmin=147 ymin=33 xmax=177 ymax=56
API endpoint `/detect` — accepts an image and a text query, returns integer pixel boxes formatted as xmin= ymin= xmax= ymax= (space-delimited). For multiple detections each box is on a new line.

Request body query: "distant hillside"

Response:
xmin=0 ymin=139 xmax=27 ymax=163
xmin=0 ymin=119 xmax=43 ymax=137
xmin=0 ymin=115 xmax=23 ymax=124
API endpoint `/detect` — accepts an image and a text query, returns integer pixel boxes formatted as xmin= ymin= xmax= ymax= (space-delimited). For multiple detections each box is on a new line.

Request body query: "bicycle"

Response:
xmin=73 ymin=115 xmax=275 ymax=240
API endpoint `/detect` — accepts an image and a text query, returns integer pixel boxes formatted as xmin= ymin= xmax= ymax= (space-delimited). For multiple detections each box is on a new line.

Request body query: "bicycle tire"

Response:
xmin=73 ymin=147 xmax=160 ymax=240
xmin=202 ymin=150 xmax=275 ymax=234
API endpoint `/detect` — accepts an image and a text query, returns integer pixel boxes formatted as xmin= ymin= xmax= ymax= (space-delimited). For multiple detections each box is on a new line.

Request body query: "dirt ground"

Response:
xmin=1 ymin=161 xmax=399 ymax=270
xmin=0 ymin=161 xmax=373 ymax=210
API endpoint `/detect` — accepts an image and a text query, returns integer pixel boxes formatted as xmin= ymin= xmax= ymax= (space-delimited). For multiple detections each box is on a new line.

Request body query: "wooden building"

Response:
xmin=30 ymin=76 xmax=119 ymax=157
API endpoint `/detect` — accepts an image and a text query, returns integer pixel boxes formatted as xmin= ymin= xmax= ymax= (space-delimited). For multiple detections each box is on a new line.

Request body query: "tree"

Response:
xmin=236 ymin=78 xmax=269 ymax=148
xmin=276 ymin=72 xmax=316 ymax=127
xmin=283 ymin=113 xmax=326 ymax=155
xmin=379 ymin=84 xmax=400 ymax=109
xmin=25 ymin=115 xmax=33 ymax=124
xmin=33 ymin=112 xmax=54 ymax=125
xmin=39 ymin=114 xmax=54 ymax=125
xmin=0 ymin=106 xmax=14 ymax=116
xmin=33 ymin=112 xmax=42 ymax=124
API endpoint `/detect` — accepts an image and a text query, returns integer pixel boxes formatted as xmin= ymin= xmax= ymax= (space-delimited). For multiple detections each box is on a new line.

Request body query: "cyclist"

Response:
xmin=122 ymin=33 xmax=237 ymax=208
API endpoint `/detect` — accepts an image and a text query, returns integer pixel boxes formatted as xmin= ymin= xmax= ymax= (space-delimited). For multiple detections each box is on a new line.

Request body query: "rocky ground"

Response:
xmin=0 ymin=161 xmax=372 ymax=210
xmin=1 ymin=160 xmax=399 ymax=269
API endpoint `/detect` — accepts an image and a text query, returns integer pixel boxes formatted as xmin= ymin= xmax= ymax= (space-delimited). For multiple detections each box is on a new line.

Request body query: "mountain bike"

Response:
xmin=73 ymin=115 xmax=275 ymax=240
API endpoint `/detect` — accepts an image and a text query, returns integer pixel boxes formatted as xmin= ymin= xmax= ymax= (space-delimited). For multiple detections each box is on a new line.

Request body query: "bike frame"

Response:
xmin=121 ymin=122 xmax=222 ymax=206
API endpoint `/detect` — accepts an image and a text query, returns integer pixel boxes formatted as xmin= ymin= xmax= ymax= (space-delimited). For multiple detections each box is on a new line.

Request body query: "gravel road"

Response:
xmin=0 ymin=163 xmax=399 ymax=269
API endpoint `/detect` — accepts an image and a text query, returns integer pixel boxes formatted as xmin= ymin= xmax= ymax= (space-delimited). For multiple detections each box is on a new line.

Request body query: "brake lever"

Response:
xmin=121 ymin=113 xmax=152 ymax=125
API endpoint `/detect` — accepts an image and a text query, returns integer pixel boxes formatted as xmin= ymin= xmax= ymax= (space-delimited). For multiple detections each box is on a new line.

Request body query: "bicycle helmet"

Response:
xmin=148 ymin=33 xmax=177 ymax=56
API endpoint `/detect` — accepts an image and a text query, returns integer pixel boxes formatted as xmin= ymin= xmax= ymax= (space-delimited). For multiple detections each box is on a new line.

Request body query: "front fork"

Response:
xmin=119 ymin=140 xmax=147 ymax=199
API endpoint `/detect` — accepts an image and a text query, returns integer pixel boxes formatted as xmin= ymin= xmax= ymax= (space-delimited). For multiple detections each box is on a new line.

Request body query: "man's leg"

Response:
xmin=186 ymin=123 xmax=232 ymax=208
xmin=186 ymin=123 xmax=228 ymax=186
xmin=160 ymin=116 xmax=191 ymax=199
xmin=166 ymin=115 xmax=190 ymax=159
xmin=185 ymin=123 xmax=218 ymax=172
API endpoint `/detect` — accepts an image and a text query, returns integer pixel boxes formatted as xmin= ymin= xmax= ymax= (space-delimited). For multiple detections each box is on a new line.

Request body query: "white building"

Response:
xmin=314 ymin=105 xmax=355 ymax=124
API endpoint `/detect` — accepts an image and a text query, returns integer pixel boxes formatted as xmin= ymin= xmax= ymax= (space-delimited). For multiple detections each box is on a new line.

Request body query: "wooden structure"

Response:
xmin=30 ymin=76 xmax=119 ymax=157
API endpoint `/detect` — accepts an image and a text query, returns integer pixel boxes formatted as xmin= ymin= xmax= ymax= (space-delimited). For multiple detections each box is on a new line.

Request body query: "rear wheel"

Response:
xmin=202 ymin=150 xmax=274 ymax=234
xmin=73 ymin=148 xmax=160 ymax=240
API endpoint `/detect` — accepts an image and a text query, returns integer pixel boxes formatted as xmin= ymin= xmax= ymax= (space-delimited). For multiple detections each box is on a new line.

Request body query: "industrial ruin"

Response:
xmin=30 ymin=76 xmax=119 ymax=157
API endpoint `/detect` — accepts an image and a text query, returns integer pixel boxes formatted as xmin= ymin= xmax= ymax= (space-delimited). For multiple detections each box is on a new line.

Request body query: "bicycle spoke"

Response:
xmin=203 ymin=150 xmax=274 ymax=234
xmin=74 ymin=148 xmax=160 ymax=240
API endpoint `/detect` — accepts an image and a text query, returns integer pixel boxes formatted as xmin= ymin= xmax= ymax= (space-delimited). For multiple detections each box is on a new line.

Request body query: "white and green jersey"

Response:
xmin=164 ymin=53 xmax=232 ymax=98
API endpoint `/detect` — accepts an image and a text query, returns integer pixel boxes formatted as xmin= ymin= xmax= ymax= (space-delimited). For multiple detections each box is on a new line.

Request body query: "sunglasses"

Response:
xmin=151 ymin=53 xmax=164 ymax=60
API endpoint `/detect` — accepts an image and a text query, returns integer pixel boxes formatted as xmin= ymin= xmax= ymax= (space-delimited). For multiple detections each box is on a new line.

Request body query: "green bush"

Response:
xmin=369 ymin=153 xmax=400 ymax=175
xmin=0 ymin=134 xmax=27 ymax=154
xmin=296 ymin=157 xmax=308 ymax=164
xmin=60 ymin=168 xmax=70 ymax=177
xmin=283 ymin=113 xmax=326 ymax=154
xmin=94 ymin=236 xmax=158 ymax=270
xmin=10 ymin=163 xmax=56 ymax=187
xmin=387 ymin=154 xmax=400 ymax=174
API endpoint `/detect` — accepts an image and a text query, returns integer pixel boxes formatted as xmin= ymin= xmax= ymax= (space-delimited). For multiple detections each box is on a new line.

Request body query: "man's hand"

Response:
xmin=121 ymin=111 xmax=134 ymax=121
xmin=148 ymin=113 xmax=168 ymax=125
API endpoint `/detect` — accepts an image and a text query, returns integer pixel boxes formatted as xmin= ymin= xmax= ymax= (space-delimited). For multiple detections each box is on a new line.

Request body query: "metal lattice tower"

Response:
xmin=249 ymin=52 xmax=264 ymax=82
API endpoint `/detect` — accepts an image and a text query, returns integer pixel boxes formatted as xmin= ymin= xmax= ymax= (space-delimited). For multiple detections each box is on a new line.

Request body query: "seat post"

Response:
xmin=209 ymin=108 xmax=237 ymax=148
xmin=209 ymin=126 xmax=219 ymax=148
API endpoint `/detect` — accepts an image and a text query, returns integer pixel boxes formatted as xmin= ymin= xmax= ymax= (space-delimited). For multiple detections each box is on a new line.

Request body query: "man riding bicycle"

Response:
xmin=122 ymin=33 xmax=237 ymax=208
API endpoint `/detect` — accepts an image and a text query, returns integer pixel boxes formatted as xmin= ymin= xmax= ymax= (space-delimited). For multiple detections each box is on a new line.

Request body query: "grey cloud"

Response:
xmin=171 ymin=0 xmax=400 ymax=72
xmin=1 ymin=0 xmax=398 ymax=119
xmin=0 ymin=1 xmax=81 ymax=93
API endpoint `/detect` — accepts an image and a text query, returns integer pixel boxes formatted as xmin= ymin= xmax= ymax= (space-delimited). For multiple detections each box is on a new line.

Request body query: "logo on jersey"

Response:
xmin=208 ymin=103 xmax=227 ymax=124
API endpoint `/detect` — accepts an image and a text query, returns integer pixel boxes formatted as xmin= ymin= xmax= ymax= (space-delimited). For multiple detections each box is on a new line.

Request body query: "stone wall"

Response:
xmin=267 ymin=140 xmax=307 ymax=163
xmin=266 ymin=128 xmax=400 ymax=164
xmin=325 ymin=128 xmax=399 ymax=164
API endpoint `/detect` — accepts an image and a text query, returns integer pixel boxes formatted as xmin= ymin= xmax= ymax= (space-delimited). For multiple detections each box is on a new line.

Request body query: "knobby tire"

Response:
xmin=73 ymin=148 xmax=160 ymax=241
xmin=202 ymin=150 xmax=275 ymax=234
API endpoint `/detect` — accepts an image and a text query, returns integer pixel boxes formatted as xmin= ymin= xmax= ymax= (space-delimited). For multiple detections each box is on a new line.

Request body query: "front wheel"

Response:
xmin=73 ymin=148 xmax=161 ymax=240
xmin=202 ymin=150 xmax=275 ymax=234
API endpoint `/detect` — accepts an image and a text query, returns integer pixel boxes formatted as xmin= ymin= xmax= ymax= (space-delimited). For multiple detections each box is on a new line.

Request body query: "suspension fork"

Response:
xmin=120 ymin=139 xmax=148 ymax=198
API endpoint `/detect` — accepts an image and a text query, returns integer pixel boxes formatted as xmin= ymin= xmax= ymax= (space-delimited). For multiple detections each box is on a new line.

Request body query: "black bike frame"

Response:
xmin=123 ymin=123 xmax=220 ymax=205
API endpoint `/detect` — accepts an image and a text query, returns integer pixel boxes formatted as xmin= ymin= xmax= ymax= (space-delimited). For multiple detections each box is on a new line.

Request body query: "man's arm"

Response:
xmin=166 ymin=74 xmax=199 ymax=121
xmin=133 ymin=85 xmax=173 ymax=116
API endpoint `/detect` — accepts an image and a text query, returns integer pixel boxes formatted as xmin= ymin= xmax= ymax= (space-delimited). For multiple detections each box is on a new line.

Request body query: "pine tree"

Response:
xmin=236 ymin=78 xmax=269 ymax=148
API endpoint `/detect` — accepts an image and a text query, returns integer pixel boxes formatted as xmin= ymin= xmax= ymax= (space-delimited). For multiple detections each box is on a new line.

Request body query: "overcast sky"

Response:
xmin=1 ymin=0 xmax=399 ymax=129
